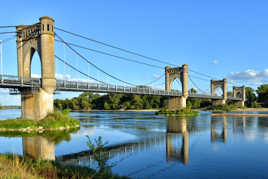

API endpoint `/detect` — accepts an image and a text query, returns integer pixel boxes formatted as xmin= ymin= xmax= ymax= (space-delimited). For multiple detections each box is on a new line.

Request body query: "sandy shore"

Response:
xmin=211 ymin=113 xmax=268 ymax=117
xmin=233 ymin=108 xmax=268 ymax=112
xmin=71 ymin=109 xmax=159 ymax=112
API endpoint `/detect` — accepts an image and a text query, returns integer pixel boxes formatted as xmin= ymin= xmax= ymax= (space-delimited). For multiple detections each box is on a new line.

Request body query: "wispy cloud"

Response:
xmin=228 ymin=69 xmax=268 ymax=84
xmin=212 ymin=59 xmax=219 ymax=65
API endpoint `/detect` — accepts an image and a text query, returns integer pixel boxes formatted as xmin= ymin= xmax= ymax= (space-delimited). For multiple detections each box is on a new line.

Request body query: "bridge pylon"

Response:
xmin=165 ymin=64 xmax=188 ymax=110
xmin=210 ymin=78 xmax=227 ymax=106
xmin=233 ymin=86 xmax=246 ymax=107
xmin=16 ymin=16 xmax=56 ymax=120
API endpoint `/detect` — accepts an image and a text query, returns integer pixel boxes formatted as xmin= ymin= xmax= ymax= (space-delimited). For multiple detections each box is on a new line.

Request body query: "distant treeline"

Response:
xmin=53 ymin=89 xmax=210 ymax=110
xmin=54 ymin=85 xmax=268 ymax=110
xmin=0 ymin=105 xmax=21 ymax=110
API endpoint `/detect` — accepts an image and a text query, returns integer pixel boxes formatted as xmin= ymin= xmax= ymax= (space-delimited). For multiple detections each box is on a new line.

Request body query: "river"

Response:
xmin=1 ymin=109 xmax=268 ymax=178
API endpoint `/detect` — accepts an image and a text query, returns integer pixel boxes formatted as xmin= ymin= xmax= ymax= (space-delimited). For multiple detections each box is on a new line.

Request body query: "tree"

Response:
xmin=104 ymin=102 xmax=111 ymax=110
xmin=107 ymin=94 xmax=122 ymax=109
xmin=187 ymin=88 xmax=201 ymax=108
xmin=257 ymin=85 xmax=268 ymax=107
xmin=131 ymin=95 xmax=143 ymax=109
xmin=245 ymin=87 xmax=257 ymax=107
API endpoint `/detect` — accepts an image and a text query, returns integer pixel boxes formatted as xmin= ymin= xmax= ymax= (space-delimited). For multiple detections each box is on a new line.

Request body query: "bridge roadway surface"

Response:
xmin=0 ymin=75 xmax=241 ymax=100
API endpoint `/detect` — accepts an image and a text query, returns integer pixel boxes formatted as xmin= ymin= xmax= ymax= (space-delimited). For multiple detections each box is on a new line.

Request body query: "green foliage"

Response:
xmin=257 ymin=84 xmax=268 ymax=107
xmin=245 ymin=87 xmax=257 ymax=107
xmin=156 ymin=106 xmax=200 ymax=116
xmin=0 ymin=104 xmax=2 ymax=110
xmin=0 ymin=154 xmax=128 ymax=179
xmin=206 ymin=104 xmax=238 ymax=113
xmin=54 ymin=92 xmax=168 ymax=110
xmin=86 ymin=136 xmax=111 ymax=173
xmin=0 ymin=110 xmax=80 ymax=132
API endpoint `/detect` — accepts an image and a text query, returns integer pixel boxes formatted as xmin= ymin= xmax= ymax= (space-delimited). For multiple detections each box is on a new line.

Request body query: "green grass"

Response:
xmin=0 ymin=109 xmax=80 ymax=132
xmin=0 ymin=153 xmax=129 ymax=179
xmin=205 ymin=104 xmax=239 ymax=113
xmin=156 ymin=108 xmax=200 ymax=116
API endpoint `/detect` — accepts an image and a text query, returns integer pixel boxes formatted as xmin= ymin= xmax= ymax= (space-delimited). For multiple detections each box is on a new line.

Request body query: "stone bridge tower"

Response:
xmin=210 ymin=78 xmax=227 ymax=106
xmin=16 ymin=16 xmax=56 ymax=120
xmin=233 ymin=86 xmax=246 ymax=107
xmin=165 ymin=64 xmax=188 ymax=110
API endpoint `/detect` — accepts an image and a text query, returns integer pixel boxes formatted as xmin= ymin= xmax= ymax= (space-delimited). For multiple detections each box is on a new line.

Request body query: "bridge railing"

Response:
xmin=0 ymin=75 xmax=243 ymax=100
xmin=0 ymin=75 xmax=41 ymax=87
xmin=56 ymin=79 xmax=183 ymax=96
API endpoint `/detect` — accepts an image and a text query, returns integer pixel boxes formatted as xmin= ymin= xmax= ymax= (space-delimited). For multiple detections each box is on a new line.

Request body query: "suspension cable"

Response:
xmin=55 ymin=33 xmax=136 ymax=86
xmin=54 ymin=27 xmax=176 ymax=66
xmin=144 ymin=73 xmax=165 ymax=86
xmin=189 ymin=69 xmax=215 ymax=79
xmin=55 ymin=39 xmax=163 ymax=69
xmin=0 ymin=32 xmax=17 ymax=35
xmin=1 ymin=36 xmax=16 ymax=43
xmin=54 ymin=27 xmax=245 ymax=86
xmin=55 ymin=27 xmax=231 ymax=82
xmin=189 ymin=75 xmax=209 ymax=94
xmin=55 ymin=55 xmax=106 ymax=84
xmin=0 ymin=26 xmax=17 ymax=28
xmin=189 ymin=74 xmax=211 ymax=82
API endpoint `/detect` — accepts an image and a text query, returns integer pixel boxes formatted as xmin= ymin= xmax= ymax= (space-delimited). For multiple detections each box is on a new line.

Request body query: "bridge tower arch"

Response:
xmin=16 ymin=16 xmax=56 ymax=120
xmin=165 ymin=64 xmax=188 ymax=110
xmin=210 ymin=78 xmax=227 ymax=106
xmin=233 ymin=86 xmax=246 ymax=107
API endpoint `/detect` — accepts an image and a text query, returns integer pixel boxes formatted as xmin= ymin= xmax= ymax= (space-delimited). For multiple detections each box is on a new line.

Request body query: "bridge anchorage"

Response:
xmin=0 ymin=16 xmax=246 ymax=120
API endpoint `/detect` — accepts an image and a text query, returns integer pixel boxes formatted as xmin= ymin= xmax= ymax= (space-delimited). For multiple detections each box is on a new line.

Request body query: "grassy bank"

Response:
xmin=156 ymin=108 xmax=200 ymax=116
xmin=0 ymin=110 xmax=80 ymax=133
xmin=205 ymin=104 xmax=240 ymax=113
xmin=0 ymin=154 xmax=128 ymax=179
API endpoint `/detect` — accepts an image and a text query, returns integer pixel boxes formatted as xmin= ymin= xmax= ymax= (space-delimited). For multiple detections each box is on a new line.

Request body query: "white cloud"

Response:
xmin=212 ymin=60 xmax=219 ymax=64
xmin=228 ymin=69 xmax=268 ymax=84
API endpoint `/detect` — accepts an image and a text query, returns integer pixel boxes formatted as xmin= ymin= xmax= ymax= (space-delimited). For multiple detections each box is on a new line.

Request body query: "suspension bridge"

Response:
xmin=0 ymin=16 xmax=246 ymax=120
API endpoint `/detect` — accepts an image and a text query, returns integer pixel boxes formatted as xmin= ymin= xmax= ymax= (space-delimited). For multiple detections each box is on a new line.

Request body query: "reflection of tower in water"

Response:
xmin=233 ymin=116 xmax=246 ymax=135
xmin=22 ymin=136 xmax=55 ymax=160
xmin=211 ymin=116 xmax=227 ymax=143
xmin=166 ymin=118 xmax=189 ymax=165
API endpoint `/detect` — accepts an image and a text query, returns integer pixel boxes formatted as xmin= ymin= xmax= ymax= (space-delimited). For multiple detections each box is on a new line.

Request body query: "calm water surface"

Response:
xmin=1 ymin=109 xmax=268 ymax=179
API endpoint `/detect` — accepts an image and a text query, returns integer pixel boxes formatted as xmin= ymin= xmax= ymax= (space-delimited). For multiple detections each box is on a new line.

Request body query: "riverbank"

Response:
xmin=0 ymin=154 xmax=128 ymax=179
xmin=233 ymin=108 xmax=268 ymax=112
xmin=211 ymin=113 xmax=268 ymax=117
xmin=72 ymin=109 xmax=159 ymax=112
xmin=156 ymin=108 xmax=200 ymax=116
xmin=0 ymin=110 xmax=80 ymax=133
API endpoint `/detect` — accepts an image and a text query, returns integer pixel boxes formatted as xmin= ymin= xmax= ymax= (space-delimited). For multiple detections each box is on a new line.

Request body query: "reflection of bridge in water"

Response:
xmin=211 ymin=117 xmax=227 ymax=143
xmin=56 ymin=118 xmax=190 ymax=165
xmin=23 ymin=136 xmax=55 ymax=161
xmin=21 ymin=116 xmax=256 ymax=165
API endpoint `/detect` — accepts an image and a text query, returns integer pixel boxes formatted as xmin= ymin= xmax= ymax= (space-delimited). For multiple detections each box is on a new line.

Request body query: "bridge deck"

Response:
xmin=0 ymin=75 xmax=241 ymax=100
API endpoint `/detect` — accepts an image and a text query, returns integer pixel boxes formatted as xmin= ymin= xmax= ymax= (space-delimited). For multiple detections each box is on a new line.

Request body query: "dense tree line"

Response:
xmin=54 ymin=85 xmax=268 ymax=110
xmin=54 ymin=92 xmax=167 ymax=110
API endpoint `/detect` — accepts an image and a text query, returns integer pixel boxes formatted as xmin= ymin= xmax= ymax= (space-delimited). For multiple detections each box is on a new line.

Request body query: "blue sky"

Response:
xmin=0 ymin=0 xmax=268 ymax=105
